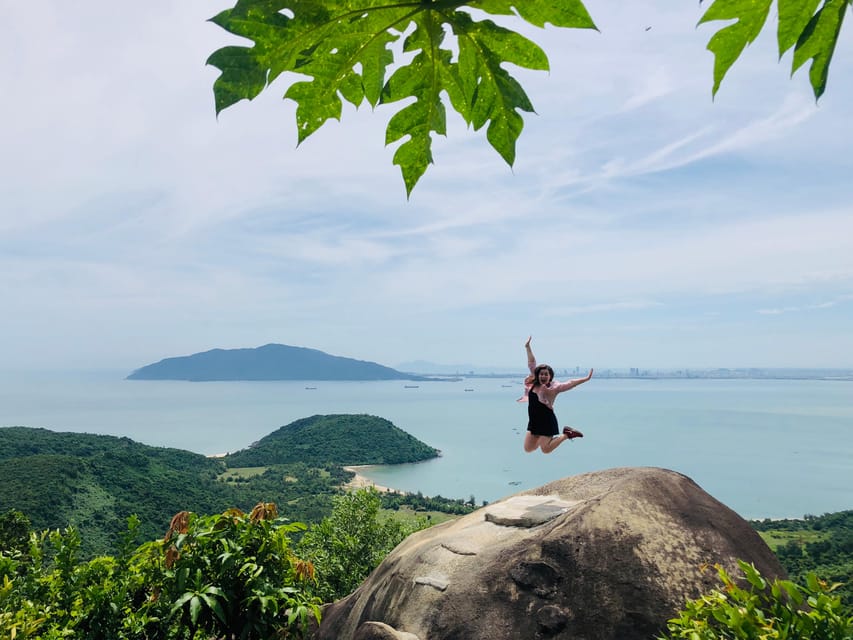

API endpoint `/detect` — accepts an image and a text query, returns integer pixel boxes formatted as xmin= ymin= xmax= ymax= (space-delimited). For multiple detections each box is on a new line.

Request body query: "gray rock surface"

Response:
xmin=315 ymin=467 xmax=785 ymax=640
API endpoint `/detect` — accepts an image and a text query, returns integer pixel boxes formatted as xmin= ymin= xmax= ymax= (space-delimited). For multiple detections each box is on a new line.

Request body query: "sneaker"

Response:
xmin=563 ymin=427 xmax=584 ymax=439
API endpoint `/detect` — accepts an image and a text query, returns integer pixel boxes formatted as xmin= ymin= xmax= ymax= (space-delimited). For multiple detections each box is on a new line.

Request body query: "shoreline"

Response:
xmin=343 ymin=465 xmax=399 ymax=494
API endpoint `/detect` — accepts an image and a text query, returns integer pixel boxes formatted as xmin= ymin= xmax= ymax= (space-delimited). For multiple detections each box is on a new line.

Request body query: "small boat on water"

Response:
xmin=305 ymin=386 xmax=317 ymax=390
xmin=404 ymin=385 xmax=419 ymax=388
xmin=464 ymin=388 xmax=474 ymax=392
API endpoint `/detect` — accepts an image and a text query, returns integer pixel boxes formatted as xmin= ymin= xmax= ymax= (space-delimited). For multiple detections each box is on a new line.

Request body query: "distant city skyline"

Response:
xmin=2 ymin=1 xmax=852 ymax=371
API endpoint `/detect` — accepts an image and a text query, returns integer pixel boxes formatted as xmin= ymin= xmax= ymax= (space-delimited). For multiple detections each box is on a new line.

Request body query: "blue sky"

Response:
xmin=2 ymin=1 xmax=853 ymax=372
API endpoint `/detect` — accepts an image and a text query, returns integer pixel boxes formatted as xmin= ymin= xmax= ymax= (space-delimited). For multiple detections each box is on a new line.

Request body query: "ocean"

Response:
xmin=1 ymin=370 xmax=851 ymax=520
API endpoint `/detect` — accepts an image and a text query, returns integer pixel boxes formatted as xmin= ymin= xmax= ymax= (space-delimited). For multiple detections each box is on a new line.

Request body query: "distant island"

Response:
xmin=127 ymin=343 xmax=429 ymax=382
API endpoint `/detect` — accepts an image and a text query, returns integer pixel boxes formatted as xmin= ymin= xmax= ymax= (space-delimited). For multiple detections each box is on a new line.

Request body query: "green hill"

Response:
xmin=0 ymin=416 xmax=436 ymax=556
xmin=0 ymin=427 xmax=242 ymax=554
xmin=223 ymin=414 xmax=440 ymax=467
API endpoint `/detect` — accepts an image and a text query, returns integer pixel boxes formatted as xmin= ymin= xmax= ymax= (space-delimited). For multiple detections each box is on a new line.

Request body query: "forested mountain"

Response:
xmin=127 ymin=343 xmax=425 ymax=381
xmin=224 ymin=414 xmax=439 ymax=466
xmin=0 ymin=416 xmax=436 ymax=556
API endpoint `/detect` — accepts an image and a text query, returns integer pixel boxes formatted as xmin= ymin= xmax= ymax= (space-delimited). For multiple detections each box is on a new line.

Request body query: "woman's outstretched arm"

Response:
xmin=551 ymin=368 xmax=594 ymax=394
xmin=525 ymin=336 xmax=536 ymax=374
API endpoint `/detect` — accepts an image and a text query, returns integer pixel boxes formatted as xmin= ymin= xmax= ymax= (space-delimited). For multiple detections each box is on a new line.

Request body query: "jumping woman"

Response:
xmin=520 ymin=336 xmax=593 ymax=454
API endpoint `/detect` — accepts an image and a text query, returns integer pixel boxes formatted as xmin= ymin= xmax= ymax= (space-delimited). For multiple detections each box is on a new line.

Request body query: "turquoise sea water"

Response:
xmin=1 ymin=370 xmax=850 ymax=520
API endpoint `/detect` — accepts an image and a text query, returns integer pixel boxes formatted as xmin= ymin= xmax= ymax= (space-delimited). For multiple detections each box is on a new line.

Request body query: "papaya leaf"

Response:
xmin=777 ymin=0 xmax=822 ymax=55
xmin=790 ymin=0 xmax=848 ymax=100
xmin=207 ymin=0 xmax=598 ymax=194
xmin=698 ymin=0 xmax=773 ymax=97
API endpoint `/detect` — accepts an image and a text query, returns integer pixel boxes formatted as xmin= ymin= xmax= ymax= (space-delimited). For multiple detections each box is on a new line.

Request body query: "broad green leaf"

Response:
xmin=189 ymin=594 xmax=202 ymax=624
xmin=698 ymin=0 xmax=773 ymax=96
xmin=790 ymin=0 xmax=848 ymax=99
xmin=777 ymin=0 xmax=822 ymax=54
xmin=382 ymin=13 xmax=449 ymax=196
xmin=207 ymin=0 xmax=597 ymax=193
xmin=473 ymin=0 xmax=597 ymax=30
xmin=201 ymin=593 xmax=227 ymax=623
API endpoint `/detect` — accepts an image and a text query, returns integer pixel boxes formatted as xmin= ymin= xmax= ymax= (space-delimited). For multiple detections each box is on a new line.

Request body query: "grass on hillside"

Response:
xmin=758 ymin=529 xmax=829 ymax=552
xmin=217 ymin=467 xmax=269 ymax=481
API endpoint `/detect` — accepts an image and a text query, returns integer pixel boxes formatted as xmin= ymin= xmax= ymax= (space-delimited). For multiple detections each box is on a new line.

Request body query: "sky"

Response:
xmin=2 ymin=1 xmax=853 ymax=373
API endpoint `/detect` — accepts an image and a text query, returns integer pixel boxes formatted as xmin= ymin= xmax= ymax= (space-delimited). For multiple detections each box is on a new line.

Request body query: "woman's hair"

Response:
xmin=532 ymin=364 xmax=554 ymax=387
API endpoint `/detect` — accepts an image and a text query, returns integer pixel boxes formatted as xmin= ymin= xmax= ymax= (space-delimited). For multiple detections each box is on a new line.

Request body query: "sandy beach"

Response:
xmin=343 ymin=465 xmax=397 ymax=493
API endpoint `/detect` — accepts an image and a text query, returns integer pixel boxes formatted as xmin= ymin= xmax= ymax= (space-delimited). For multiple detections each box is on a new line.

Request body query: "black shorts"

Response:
xmin=528 ymin=412 xmax=558 ymax=437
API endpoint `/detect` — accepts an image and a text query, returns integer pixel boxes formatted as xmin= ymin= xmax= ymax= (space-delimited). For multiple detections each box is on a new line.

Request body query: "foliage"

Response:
xmin=207 ymin=0 xmax=849 ymax=193
xmin=699 ymin=0 xmax=849 ymax=99
xmin=224 ymin=414 xmax=439 ymax=467
xmin=659 ymin=560 xmax=853 ymax=640
xmin=297 ymin=487 xmax=428 ymax=602
xmin=753 ymin=510 xmax=853 ymax=610
xmin=0 ymin=425 xmax=419 ymax=557
xmin=0 ymin=506 xmax=320 ymax=640
xmin=380 ymin=489 xmax=479 ymax=516
xmin=207 ymin=0 xmax=596 ymax=195
xmin=0 ymin=510 xmax=32 ymax=557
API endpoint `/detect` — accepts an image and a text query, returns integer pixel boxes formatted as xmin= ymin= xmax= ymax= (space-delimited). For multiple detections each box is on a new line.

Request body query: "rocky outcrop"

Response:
xmin=315 ymin=467 xmax=785 ymax=640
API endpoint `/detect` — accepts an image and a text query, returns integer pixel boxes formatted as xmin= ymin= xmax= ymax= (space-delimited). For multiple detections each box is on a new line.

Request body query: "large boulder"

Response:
xmin=315 ymin=467 xmax=785 ymax=640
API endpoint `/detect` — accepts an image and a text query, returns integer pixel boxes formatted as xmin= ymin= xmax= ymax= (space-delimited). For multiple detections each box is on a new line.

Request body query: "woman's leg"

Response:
xmin=539 ymin=434 xmax=569 ymax=454
xmin=523 ymin=432 xmax=543 ymax=452
xmin=525 ymin=432 xmax=568 ymax=453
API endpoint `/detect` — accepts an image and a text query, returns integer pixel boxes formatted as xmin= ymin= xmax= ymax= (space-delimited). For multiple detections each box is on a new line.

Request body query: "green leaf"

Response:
xmin=777 ymin=0 xmax=821 ymax=54
xmin=698 ymin=0 xmax=773 ymax=96
xmin=207 ymin=0 xmax=597 ymax=193
xmin=790 ymin=0 xmax=848 ymax=99
xmin=741 ymin=562 xmax=766 ymax=590
xmin=170 ymin=591 xmax=194 ymax=616
xmin=189 ymin=594 xmax=202 ymax=624
xmin=473 ymin=0 xmax=597 ymax=30
xmin=200 ymin=593 xmax=226 ymax=623
xmin=382 ymin=13 xmax=448 ymax=196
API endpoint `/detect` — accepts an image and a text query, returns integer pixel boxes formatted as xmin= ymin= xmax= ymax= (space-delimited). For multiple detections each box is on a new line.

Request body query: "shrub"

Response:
xmin=660 ymin=560 xmax=853 ymax=640
xmin=0 ymin=506 xmax=320 ymax=640
xmin=297 ymin=487 xmax=428 ymax=603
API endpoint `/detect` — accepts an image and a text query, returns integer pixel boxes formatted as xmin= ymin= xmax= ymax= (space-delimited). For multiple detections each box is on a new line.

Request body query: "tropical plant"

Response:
xmin=659 ymin=560 xmax=853 ymax=640
xmin=134 ymin=504 xmax=321 ymax=639
xmin=297 ymin=487 xmax=428 ymax=602
xmin=0 ymin=507 xmax=321 ymax=640
xmin=207 ymin=0 xmax=850 ymax=193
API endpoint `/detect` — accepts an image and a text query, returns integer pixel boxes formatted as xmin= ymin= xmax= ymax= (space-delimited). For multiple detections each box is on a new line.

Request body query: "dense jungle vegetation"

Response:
xmin=0 ymin=418 xmax=445 ymax=557
xmin=0 ymin=421 xmax=850 ymax=639
xmin=752 ymin=510 xmax=853 ymax=610
xmin=0 ymin=489 xmax=425 ymax=639
xmin=1 ymin=500 xmax=850 ymax=640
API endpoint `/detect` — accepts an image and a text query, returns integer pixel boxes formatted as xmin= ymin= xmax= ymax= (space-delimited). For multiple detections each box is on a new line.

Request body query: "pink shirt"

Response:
xmin=517 ymin=357 xmax=581 ymax=408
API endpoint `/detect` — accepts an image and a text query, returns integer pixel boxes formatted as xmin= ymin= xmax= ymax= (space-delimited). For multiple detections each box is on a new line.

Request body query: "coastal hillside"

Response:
xmin=224 ymin=414 xmax=440 ymax=466
xmin=0 ymin=427 xmax=237 ymax=554
xmin=0 ymin=416 xmax=436 ymax=556
xmin=127 ymin=343 xmax=424 ymax=381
